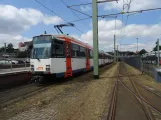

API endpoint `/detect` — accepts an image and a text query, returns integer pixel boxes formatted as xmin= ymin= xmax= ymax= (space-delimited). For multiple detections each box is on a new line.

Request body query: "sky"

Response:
xmin=0 ymin=0 xmax=161 ymax=52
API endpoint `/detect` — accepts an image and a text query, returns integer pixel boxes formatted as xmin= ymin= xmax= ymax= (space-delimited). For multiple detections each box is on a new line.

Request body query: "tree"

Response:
xmin=153 ymin=46 xmax=161 ymax=51
xmin=153 ymin=40 xmax=161 ymax=51
xmin=16 ymin=51 xmax=27 ymax=58
xmin=139 ymin=49 xmax=147 ymax=55
xmin=7 ymin=43 xmax=13 ymax=49
xmin=127 ymin=51 xmax=135 ymax=55
xmin=0 ymin=47 xmax=5 ymax=53
xmin=7 ymin=43 xmax=14 ymax=53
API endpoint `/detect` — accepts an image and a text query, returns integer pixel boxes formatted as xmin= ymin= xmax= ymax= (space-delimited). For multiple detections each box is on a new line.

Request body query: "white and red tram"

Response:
xmin=30 ymin=34 xmax=113 ymax=80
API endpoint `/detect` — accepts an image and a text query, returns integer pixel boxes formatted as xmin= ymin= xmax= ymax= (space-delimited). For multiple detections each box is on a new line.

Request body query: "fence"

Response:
xmin=122 ymin=56 xmax=141 ymax=70
xmin=123 ymin=56 xmax=161 ymax=83
xmin=0 ymin=58 xmax=30 ymax=72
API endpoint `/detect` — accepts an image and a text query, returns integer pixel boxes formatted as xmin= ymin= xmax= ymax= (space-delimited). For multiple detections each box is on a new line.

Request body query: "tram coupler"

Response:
xmin=28 ymin=76 xmax=44 ymax=84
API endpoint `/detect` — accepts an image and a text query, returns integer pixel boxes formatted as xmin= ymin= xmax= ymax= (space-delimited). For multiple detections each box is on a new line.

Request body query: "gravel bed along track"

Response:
xmin=0 ymin=63 xmax=117 ymax=120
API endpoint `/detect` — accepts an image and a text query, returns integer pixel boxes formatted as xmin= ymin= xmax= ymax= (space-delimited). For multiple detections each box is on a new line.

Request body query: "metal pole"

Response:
xmin=117 ymin=45 xmax=118 ymax=62
xmin=114 ymin=35 xmax=116 ymax=62
xmin=25 ymin=58 xmax=26 ymax=69
xmin=11 ymin=58 xmax=12 ymax=71
xmin=4 ymin=43 xmax=6 ymax=54
xmin=137 ymin=38 xmax=138 ymax=52
xmin=155 ymin=51 xmax=157 ymax=65
xmin=157 ymin=39 xmax=160 ymax=67
xmin=92 ymin=0 xmax=99 ymax=79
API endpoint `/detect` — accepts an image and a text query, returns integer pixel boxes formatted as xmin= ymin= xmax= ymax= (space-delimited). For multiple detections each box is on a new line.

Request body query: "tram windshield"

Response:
xmin=31 ymin=36 xmax=51 ymax=59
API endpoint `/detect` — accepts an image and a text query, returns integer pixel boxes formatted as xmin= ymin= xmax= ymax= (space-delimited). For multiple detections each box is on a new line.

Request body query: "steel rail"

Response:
xmin=121 ymin=62 xmax=153 ymax=120
xmin=107 ymin=64 xmax=119 ymax=120
xmin=122 ymin=62 xmax=161 ymax=98
xmin=120 ymin=62 xmax=161 ymax=118
xmin=118 ymin=76 xmax=161 ymax=116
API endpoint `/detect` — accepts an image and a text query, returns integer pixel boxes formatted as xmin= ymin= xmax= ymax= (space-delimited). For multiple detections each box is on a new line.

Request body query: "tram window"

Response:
xmin=72 ymin=44 xmax=80 ymax=57
xmin=52 ymin=40 xmax=65 ymax=58
xmin=80 ymin=46 xmax=85 ymax=57
xmin=90 ymin=50 xmax=93 ymax=58
xmin=99 ymin=53 xmax=101 ymax=59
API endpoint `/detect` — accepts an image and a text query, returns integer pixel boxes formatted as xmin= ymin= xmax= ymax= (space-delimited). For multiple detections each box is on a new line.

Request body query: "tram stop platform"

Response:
xmin=0 ymin=67 xmax=30 ymax=91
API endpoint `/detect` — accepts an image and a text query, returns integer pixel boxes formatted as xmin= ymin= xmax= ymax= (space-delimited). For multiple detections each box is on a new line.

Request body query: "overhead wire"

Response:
xmin=70 ymin=17 xmax=92 ymax=23
xmin=122 ymin=0 xmax=132 ymax=40
xmin=68 ymin=2 xmax=92 ymax=8
xmin=98 ymin=7 xmax=161 ymax=18
xmin=121 ymin=0 xmax=139 ymax=51
xmin=68 ymin=7 xmax=91 ymax=17
xmin=60 ymin=0 xmax=88 ymax=26
xmin=120 ymin=0 xmax=125 ymax=43
xmin=68 ymin=0 xmax=119 ymax=8
xmin=35 ymin=0 xmax=84 ymax=34
xmin=114 ymin=2 xmax=118 ymax=51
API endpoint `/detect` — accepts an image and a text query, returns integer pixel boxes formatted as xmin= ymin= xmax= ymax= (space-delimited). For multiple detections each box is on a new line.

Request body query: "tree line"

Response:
xmin=0 ymin=43 xmax=32 ymax=58
xmin=0 ymin=43 xmax=14 ymax=53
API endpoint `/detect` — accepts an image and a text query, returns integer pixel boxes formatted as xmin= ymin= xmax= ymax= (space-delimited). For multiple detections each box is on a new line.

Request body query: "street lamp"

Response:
xmin=92 ymin=0 xmax=118 ymax=79
xmin=136 ymin=38 xmax=138 ymax=52
xmin=156 ymin=39 xmax=160 ymax=67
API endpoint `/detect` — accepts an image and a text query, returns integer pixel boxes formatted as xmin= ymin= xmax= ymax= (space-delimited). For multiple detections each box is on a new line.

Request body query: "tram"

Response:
xmin=30 ymin=34 xmax=113 ymax=81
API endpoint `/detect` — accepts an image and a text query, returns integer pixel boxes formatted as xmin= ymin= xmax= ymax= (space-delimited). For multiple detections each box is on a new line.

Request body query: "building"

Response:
xmin=18 ymin=41 xmax=32 ymax=52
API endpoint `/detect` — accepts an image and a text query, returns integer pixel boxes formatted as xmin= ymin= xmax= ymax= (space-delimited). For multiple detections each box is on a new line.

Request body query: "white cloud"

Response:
xmin=0 ymin=34 xmax=31 ymax=48
xmin=103 ymin=0 xmax=161 ymax=11
xmin=0 ymin=5 xmax=63 ymax=35
xmin=78 ymin=19 xmax=161 ymax=52
xmin=43 ymin=15 xmax=62 ymax=25
xmin=119 ymin=43 xmax=155 ymax=52
xmin=0 ymin=4 xmax=64 ymax=48
xmin=98 ymin=19 xmax=122 ymax=31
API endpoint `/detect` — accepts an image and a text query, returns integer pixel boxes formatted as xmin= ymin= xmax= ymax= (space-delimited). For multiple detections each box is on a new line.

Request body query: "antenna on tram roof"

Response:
xmin=54 ymin=23 xmax=75 ymax=35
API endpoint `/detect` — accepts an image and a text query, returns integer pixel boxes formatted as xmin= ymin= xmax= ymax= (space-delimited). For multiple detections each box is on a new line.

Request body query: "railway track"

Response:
xmin=107 ymin=62 xmax=161 ymax=120
xmin=120 ymin=63 xmax=155 ymax=120
xmin=121 ymin=62 xmax=161 ymax=118
xmin=107 ymin=76 xmax=118 ymax=120
xmin=107 ymin=64 xmax=120 ymax=120
xmin=0 ymin=63 xmax=115 ymax=109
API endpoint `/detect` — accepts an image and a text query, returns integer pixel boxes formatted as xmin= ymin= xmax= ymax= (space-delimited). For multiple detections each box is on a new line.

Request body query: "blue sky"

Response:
xmin=0 ymin=0 xmax=161 ymax=52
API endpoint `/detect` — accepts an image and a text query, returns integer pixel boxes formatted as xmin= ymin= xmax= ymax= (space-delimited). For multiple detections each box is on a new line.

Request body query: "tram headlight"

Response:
xmin=46 ymin=65 xmax=50 ymax=71
xmin=31 ymin=65 xmax=34 ymax=71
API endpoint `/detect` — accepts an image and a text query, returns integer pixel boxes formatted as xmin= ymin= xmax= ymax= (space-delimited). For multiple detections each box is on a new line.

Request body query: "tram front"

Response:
xmin=30 ymin=35 xmax=52 ymax=81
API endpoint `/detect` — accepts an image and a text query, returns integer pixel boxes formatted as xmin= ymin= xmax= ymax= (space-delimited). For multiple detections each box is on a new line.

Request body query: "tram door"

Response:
xmin=86 ymin=48 xmax=90 ymax=71
xmin=65 ymin=41 xmax=72 ymax=77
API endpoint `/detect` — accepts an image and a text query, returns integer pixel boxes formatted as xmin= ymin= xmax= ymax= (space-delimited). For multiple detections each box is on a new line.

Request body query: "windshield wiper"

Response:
xmin=35 ymin=50 xmax=40 ymax=61
xmin=36 ymin=55 xmax=40 ymax=61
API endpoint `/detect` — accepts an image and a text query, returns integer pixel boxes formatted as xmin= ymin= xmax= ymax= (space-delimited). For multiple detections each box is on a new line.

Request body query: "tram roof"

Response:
xmin=33 ymin=34 xmax=110 ymax=54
